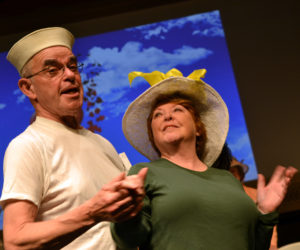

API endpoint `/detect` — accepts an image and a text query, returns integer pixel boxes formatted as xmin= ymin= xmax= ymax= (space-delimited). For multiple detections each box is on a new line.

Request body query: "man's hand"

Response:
xmin=120 ymin=167 xmax=148 ymax=203
xmin=86 ymin=168 xmax=148 ymax=223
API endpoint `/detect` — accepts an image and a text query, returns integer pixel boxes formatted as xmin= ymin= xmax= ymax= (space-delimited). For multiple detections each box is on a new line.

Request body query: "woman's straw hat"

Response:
xmin=122 ymin=68 xmax=229 ymax=167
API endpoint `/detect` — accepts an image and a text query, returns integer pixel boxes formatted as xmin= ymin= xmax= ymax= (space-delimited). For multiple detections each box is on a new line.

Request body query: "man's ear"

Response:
xmin=18 ymin=78 xmax=37 ymax=99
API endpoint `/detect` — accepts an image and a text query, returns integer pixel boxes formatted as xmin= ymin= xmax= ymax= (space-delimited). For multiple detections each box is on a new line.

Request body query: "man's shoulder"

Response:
xmin=84 ymin=130 xmax=115 ymax=148
xmin=8 ymin=124 xmax=37 ymax=144
xmin=6 ymin=124 xmax=43 ymax=153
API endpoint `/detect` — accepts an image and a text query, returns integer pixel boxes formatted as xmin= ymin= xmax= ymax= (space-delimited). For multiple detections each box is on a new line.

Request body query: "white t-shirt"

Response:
xmin=1 ymin=116 xmax=126 ymax=249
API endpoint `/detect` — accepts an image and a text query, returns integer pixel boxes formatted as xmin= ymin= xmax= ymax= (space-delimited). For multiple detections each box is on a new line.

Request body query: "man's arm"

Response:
xmin=3 ymin=169 xmax=147 ymax=249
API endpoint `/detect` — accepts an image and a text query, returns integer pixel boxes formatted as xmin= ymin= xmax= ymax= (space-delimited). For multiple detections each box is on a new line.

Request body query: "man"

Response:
xmin=0 ymin=27 xmax=147 ymax=249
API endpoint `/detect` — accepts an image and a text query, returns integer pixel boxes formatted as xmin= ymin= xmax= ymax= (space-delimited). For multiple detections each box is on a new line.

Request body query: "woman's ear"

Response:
xmin=18 ymin=78 xmax=37 ymax=99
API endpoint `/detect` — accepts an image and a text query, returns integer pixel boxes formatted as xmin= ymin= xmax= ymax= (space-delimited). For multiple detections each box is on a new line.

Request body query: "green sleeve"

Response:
xmin=255 ymin=211 xmax=279 ymax=250
xmin=110 ymin=164 xmax=151 ymax=249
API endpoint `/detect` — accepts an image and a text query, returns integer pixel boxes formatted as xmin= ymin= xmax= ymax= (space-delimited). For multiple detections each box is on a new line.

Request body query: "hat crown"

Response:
xmin=7 ymin=27 xmax=75 ymax=74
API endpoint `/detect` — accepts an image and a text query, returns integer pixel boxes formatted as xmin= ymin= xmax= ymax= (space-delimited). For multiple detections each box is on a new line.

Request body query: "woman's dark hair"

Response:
xmin=211 ymin=142 xmax=232 ymax=170
xmin=147 ymin=92 xmax=207 ymax=160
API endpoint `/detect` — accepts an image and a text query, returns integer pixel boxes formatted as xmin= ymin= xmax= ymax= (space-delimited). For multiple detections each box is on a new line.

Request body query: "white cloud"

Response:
xmin=0 ymin=103 xmax=6 ymax=110
xmin=13 ymin=88 xmax=26 ymax=104
xmin=144 ymin=26 xmax=168 ymax=40
xmin=193 ymin=27 xmax=224 ymax=37
xmin=102 ymin=99 xmax=132 ymax=118
xmin=184 ymin=10 xmax=222 ymax=26
xmin=17 ymin=94 xmax=26 ymax=104
xmin=13 ymin=89 xmax=21 ymax=95
xmin=228 ymin=132 xmax=250 ymax=152
xmin=81 ymin=42 xmax=213 ymax=116
xmin=126 ymin=10 xmax=224 ymax=39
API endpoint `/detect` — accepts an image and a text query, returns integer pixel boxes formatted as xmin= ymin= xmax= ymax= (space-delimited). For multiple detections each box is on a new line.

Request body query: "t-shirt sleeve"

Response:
xmin=110 ymin=163 xmax=152 ymax=248
xmin=0 ymin=135 xmax=45 ymax=208
xmin=255 ymin=211 xmax=279 ymax=250
xmin=93 ymin=133 xmax=127 ymax=172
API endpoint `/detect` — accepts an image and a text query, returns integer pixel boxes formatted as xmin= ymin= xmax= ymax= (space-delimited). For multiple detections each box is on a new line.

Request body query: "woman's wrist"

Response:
xmin=256 ymin=202 xmax=274 ymax=214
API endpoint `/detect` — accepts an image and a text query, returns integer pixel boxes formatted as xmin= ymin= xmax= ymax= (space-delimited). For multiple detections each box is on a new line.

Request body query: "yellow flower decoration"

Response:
xmin=128 ymin=68 xmax=207 ymax=86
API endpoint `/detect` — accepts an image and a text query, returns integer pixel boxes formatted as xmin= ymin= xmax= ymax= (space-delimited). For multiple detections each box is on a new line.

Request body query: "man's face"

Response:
xmin=25 ymin=46 xmax=84 ymax=123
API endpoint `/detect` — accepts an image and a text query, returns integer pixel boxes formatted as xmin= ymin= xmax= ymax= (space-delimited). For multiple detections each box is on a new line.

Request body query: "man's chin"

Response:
xmin=61 ymin=108 xmax=83 ymax=129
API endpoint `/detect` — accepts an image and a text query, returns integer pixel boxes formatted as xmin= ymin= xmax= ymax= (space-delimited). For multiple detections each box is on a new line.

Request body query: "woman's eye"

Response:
xmin=153 ymin=112 xmax=162 ymax=118
xmin=174 ymin=107 xmax=183 ymax=112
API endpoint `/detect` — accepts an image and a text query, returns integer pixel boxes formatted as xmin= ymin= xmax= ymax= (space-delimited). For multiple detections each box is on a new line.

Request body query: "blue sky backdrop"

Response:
xmin=0 ymin=10 xmax=258 ymax=227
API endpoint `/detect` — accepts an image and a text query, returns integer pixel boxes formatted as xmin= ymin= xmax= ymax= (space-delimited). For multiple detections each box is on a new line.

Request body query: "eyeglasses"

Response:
xmin=25 ymin=63 xmax=84 ymax=79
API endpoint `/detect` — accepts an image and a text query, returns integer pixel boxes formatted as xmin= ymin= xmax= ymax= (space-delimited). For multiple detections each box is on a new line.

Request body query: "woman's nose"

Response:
xmin=164 ymin=113 xmax=173 ymax=121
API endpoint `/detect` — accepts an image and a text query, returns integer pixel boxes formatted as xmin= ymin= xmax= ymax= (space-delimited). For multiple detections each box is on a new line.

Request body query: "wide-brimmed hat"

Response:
xmin=7 ymin=27 xmax=74 ymax=74
xmin=122 ymin=68 xmax=229 ymax=167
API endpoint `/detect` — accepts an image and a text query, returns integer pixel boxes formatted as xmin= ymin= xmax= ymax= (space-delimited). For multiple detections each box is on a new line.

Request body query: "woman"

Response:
xmin=111 ymin=68 xmax=297 ymax=250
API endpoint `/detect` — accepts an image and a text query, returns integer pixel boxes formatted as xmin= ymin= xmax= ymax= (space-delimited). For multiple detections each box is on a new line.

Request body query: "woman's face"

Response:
xmin=151 ymin=102 xmax=200 ymax=151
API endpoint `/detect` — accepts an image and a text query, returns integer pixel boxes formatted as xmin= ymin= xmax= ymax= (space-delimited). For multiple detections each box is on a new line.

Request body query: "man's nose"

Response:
xmin=63 ymin=67 xmax=76 ymax=83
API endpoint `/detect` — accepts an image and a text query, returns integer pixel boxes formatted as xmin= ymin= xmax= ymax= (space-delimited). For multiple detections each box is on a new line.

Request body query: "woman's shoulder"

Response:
xmin=209 ymin=167 xmax=243 ymax=183
xmin=209 ymin=166 xmax=232 ymax=175
xmin=127 ymin=162 xmax=148 ymax=175
xmin=128 ymin=159 xmax=168 ymax=175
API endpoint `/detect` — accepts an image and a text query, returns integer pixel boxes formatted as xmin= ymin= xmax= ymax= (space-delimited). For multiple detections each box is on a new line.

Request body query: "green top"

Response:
xmin=111 ymin=159 xmax=278 ymax=250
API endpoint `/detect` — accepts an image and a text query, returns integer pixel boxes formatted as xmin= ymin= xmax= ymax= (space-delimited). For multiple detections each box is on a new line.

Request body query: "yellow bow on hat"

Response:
xmin=128 ymin=68 xmax=207 ymax=86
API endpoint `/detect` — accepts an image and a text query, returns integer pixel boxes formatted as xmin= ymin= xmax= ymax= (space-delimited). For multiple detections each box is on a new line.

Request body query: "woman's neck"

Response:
xmin=161 ymin=147 xmax=207 ymax=172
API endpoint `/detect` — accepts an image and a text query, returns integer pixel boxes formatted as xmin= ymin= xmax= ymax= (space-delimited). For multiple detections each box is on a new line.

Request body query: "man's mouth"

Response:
xmin=61 ymin=87 xmax=79 ymax=95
